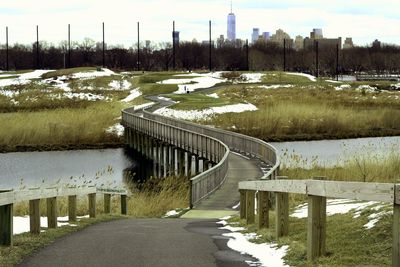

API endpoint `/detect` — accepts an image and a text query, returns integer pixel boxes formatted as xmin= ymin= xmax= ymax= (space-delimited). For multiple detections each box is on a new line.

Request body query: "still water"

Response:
xmin=1 ymin=136 xmax=399 ymax=189
xmin=0 ymin=148 xmax=137 ymax=190
xmin=271 ymin=136 xmax=400 ymax=168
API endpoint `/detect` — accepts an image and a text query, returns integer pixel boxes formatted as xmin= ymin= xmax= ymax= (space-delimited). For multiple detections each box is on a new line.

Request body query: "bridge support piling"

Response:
xmin=29 ymin=199 xmax=40 ymax=234
xmin=178 ymin=149 xmax=185 ymax=176
xmin=68 ymin=195 xmax=77 ymax=222
xmin=46 ymin=197 xmax=57 ymax=229
xmin=194 ymin=156 xmax=200 ymax=175
xmin=187 ymin=153 xmax=193 ymax=177
xmin=164 ymin=145 xmax=169 ymax=177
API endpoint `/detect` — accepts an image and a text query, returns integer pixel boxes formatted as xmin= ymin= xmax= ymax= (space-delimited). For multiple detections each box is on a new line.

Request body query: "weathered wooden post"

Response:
xmin=307 ymin=177 xmax=327 ymax=261
xmin=104 ymin=194 xmax=111 ymax=214
xmin=246 ymin=190 xmax=256 ymax=224
xmin=29 ymin=199 xmax=40 ymax=234
xmin=88 ymin=193 xmax=96 ymax=218
xmin=239 ymin=189 xmax=246 ymax=219
xmin=47 ymin=197 xmax=57 ymax=228
xmin=258 ymin=191 xmax=270 ymax=229
xmin=275 ymin=176 xmax=289 ymax=238
xmin=0 ymin=194 xmax=13 ymax=246
xmin=194 ymin=155 xmax=200 ymax=175
xmin=121 ymin=195 xmax=127 ymax=215
xmin=68 ymin=195 xmax=77 ymax=222
xmin=187 ymin=154 xmax=192 ymax=177
xmin=393 ymin=183 xmax=400 ymax=267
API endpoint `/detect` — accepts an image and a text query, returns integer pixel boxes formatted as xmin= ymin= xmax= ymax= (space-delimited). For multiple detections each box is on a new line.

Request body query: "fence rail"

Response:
xmin=122 ymin=107 xmax=230 ymax=206
xmin=238 ymin=177 xmax=400 ymax=266
xmin=143 ymin=111 xmax=280 ymax=180
xmin=0 ymin=186 xmax=128 ymax=246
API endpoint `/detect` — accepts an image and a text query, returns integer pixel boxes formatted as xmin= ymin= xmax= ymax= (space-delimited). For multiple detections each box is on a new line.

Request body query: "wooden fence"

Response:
xmin=238 ymin=177 xmax=400 ymax=266
xmin=0 ymin=186 xmax=128 ymax=247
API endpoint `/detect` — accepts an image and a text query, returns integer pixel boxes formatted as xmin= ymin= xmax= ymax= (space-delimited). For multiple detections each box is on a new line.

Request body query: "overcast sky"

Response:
xmin=1 ymin=0 xmax=399 ymax=47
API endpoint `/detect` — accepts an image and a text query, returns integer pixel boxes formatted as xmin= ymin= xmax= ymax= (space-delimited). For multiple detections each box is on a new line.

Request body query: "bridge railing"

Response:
xmin=143 ymin=111 xmax=280 ymax=180
xmin=122 ymin=108 xmax=230 ymax=206
xmin=238 ymin=177 xmax=400 ymax=266
xmin=0 ymin=186 xmax=128 ymax=246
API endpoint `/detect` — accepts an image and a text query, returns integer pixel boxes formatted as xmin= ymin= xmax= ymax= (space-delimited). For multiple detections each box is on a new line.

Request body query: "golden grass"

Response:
xmin=0 ymin=102 xmax=123 ymax=148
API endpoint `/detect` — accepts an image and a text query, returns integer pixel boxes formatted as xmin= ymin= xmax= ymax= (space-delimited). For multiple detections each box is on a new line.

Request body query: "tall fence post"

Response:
xmin=46 ymin=197 xmax=57 ymax=229
xmin=275 ymin=176 xmax=289 ymax=238
xmin=29 ymin=199 xmax=40 ymax=234
xmin=0 ymin=201 xmax=13 ymax=246
xmin=258 ymin=191 xmax=270 ymax=229
xmin=246 ymin=190 xmax=255 ymax=224
xmin=307 ymin=177 xmax=327 ymax=261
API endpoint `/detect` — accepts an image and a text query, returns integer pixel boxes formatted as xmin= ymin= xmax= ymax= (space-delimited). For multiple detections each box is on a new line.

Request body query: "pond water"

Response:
xmin=271 ymin=136 xmax=400 ymax=168
xmin=1 ymin=136 xmax=399 ymax=189
xmin=0 ymin=148 xmax=137 ymax=190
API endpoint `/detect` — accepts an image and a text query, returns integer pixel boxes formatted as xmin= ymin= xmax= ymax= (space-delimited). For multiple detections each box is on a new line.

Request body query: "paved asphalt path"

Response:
xmin=19 ymin=92 xmax=267 ymax=267
xmin=19 ymin=219 xmax=256 ymax=267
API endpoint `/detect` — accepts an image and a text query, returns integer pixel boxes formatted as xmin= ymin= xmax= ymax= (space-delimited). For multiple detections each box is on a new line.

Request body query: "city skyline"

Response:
xmin=1 ymin=0 xmax=400 ymax=47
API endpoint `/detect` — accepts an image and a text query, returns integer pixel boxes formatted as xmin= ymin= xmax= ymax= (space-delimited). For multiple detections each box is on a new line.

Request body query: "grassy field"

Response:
xmin=209 ymin=85 xmax=400 ymax=141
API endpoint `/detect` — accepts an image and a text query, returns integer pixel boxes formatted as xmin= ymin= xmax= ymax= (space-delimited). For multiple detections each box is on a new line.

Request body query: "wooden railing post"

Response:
xmin=89 ymin=193 xmax=96 ymax=218
xmin=257 ymin=191 xmax=270 ymax=229
xmin=239 ymin=189 xmax=246 ymax=219
xmin=307 ymin=177 xmax=327 ymax=262
xmin=0 ymin=203 xmax=13 ymax=246
xmin=68 ymin=195 xmax=77 ymax=222
xmin=393 ymin=184 xmax=400 ymax=267
xmin=121 ymin=195 xmax=127 ymax=215
xmin=104 ymin=194 xmax=111 ymax=214
xmin=246 ymin=190 xmax=255 ymax=224
xmin=29 ymin=199 xmax=40 ymax=234
xmin=275 ymin=176 xmax=289 ymax=238
xmin=46 ymin=197 xmax=57 ymax=229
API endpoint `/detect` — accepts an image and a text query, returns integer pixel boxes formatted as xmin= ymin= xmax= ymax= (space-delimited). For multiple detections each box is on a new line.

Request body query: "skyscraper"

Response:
xmin=227 ymin=2 xmax=236 ymax=41
xmin=251 ymin=28 xmax=260 ymax=43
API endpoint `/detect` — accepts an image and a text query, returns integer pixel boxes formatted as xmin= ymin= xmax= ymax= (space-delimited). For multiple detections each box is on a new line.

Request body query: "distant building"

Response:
xmin=304 ymin=37 xmax=342 ymax=49
xmin=294 ymin=35 xmax=304 ymax=50
xmin=343 ymin=37 xmax=354 ymax=49
xmin=217 ymin=35 xmax=225 ymax=48
xmin=251 ymin=28 xmax=260 ymax=43
xmin=145 ymin=40 xmax=151 ymax=50
xmin=227 ymin=5 xmax=236 ymax=41
xmin=270 ymin=29 xmax=292 ymax=47
xmin=262 ymin=32 xmax=270 ymax=41
xmin=173 ymin=31 xmax=180 ymax=47
xmin=310 ymin=28 xmax=323 ymax=39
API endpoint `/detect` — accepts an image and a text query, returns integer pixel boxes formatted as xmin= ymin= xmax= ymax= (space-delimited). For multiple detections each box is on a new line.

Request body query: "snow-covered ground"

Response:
xmin=106 ymin=123 xmax=124 ymax=137
xmin=121 ymin=88 xmax=141 ymax=102
xmin=72 ymin=68 xmax=116 ymax=79
xmin=207 ymin=93 xmax=219 ymax=98
xmin=154 ymin=103 xmax=258 ymax=121
xmin=14 ymin=215 xmax=89 ymax=235
xmin=160 ymin=72 xmax=226 ymax=94
xmin=218 ymin=216 xmax=289 ymax=267
xmin=286 ymin=72 xmax=317 ymax=82
xmin=258 ymin=84 xmax=294 ymax=89
xmin=0 ymin=70 xmax=53 ymax=88
xmin=291 ymin=198 xmax=390 ymax=229
xmin=238 ymin=73 xmax=265 ymax=83
xmin=64 ymin=92 xmax=107 ymax=101
xmin=109 ymin=80 xmax=132 ymax=90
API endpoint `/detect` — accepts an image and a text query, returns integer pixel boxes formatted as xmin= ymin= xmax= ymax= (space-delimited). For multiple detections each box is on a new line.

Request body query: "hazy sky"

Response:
xmin=1 ymin=0 xmax=399 ymax=47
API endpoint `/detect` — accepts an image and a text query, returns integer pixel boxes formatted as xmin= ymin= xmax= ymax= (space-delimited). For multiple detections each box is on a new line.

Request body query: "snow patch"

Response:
xmin=335 ymin=84 xmax=351 ymax=91
xmin=0 ymin=70 xmax=53 ymax=88
xmin=218 ymin=217 xmax=288 ymax=267
xmin=133 ymin=102 xmax=154 ymax=110
xmin=239 ymin=73 xmax=265 ymax=83
xmin=72 ymin=68 xmax=116 ymax=79
xmin=356 ymin=85 xmax=378 ymax=93
xmin=109 ymin=80 xmax=132 ymax=90
xmin=121 ymin=88 xmax=141 ymax=102
xmin=64 ymin=92 xmax=106 ymax=101
xmin=258 ymin=84 xmax=294 ymax=89
xmin=287 ymin=72 xmax=317 ymax=82
xmin=106 ymin=123 xmax=124 ymax=137
xmin=207 ymin=93 xmax=219 ymax=98
xmin=154 ymin=103 xmax=258 ymax=121
xmin=13 ymin=215 xmax=89 ymax=235
xmin=160 ymin=72 xmax=226 ymax=94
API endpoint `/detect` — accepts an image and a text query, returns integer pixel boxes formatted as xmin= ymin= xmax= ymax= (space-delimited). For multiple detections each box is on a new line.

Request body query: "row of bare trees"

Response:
xmin=0 ymin=39 xmax=399 ymax=75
